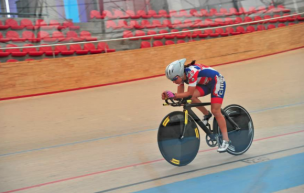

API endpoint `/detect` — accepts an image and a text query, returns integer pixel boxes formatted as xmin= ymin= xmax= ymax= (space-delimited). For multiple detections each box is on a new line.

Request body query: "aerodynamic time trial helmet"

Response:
xmin=165 ymin=58 xmax=186 ymax=81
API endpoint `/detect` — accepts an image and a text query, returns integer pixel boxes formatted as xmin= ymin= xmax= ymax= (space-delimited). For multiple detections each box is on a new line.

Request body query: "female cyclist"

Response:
xmin=161 ymin=58 xmax=230 ymax=152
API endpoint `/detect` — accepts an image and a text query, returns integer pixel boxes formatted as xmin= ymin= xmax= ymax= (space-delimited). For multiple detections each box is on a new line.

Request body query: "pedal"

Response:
xmin=205 ymin=133 xmax=217 ymax=147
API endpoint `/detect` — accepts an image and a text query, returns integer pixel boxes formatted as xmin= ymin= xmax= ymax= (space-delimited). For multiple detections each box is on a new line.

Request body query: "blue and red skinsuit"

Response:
xmin=183 ymin=64 xmax=226 ymax=104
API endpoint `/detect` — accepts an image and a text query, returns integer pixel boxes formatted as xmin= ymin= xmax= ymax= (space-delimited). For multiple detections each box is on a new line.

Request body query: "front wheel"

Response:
xmin=213 ymin=104 xmax=254 ymax=155
xmin=158 ymin=111 xmax=200 ymax=166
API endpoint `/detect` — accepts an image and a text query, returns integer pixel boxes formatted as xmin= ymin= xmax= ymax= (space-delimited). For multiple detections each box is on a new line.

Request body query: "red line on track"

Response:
xmin=2 ymin=129 xmax=304 ymax=193
xmin=1 ymin=46 xmax=304 ymax=101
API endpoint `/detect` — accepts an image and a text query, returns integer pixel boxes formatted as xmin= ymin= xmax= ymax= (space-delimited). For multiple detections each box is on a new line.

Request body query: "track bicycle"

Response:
xmin=158 ymin=96 xmax=254 ymax=166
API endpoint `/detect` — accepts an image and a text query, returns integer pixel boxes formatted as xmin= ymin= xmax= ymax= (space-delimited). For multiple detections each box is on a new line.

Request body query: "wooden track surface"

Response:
xmin=0 ymin=48 xmax=304 ymax=193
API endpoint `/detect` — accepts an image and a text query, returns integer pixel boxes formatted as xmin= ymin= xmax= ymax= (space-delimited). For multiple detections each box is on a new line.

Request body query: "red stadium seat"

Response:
xmin=201 ymin=9 xmax=211 ymax=16
xmin=236 ymin=26 xmax=246 ymax=34
xmin=153 ymin=40 xmax=164 ymax=47
xmin=246 ymin=26 xmax=256 ymax=33
xmin=267 ymin=24 xmax=276 ymax=29
xmin=140 ymin=41 xmax=151 ymax=48
xmin=220 ymin=8 xmax=230 ymax=16
xmin=148 ymin=10 xmax=161 ymax=18
xmin=126 ymin=10 xmax=140 ymax=19
xmin=63 ymin=21 xmax=80 ymax=30
xmin=52 ymin=31 xmax=69 ymax=42
xmin=190 ymin=9 xmax=202 ymax=17
xmin=162 ymin=20 xmax=173 ymax=28
xmin=264 ymin=15 xmax=272 ymax=23
xmin=181 ymin=29 xmax=197 ymax=38
xmin=6 ymin=31 xmax=26 ymax=42
xmin=106 ymin=20 xmax=118 ymax=30
xmin=148 ymin=30 xmax=163 ymax=40
xmin=283 ymin=14 xmax=296 ymax=22
xmin=160 ymin=29 xmax=174 ymax=39
xmin=123 ymin=30 xmax=135 ymax=39
xmin=23 ymin=44 xmax=44 ymax=56
xmin=113 ymin=9 xmax=128 ymax=19
xmin=209 ymin=8 xmax=220 ymax=16
xmin=224 ymin=18 xmax=234 ymax=25
xmin=5 ymin=44 xmax=27 ymax=57
xmin=151 ymin=20 xmax=165 ymax=28
xmin=244 ymin=17 xmax=253 ymax=23
xmin=135 ymin=30 xmax=150 ymax=40
xmin=55 ymin=45 xmax=75 ymax=55
xmin=0 ymin=33 xmax=10 ymax=43
xmin=0 ymin=46 xmax=10 ymax=57
xmin=229 ymin=8 xmax=240 ymax=15
xmin=7 ymin=59 xmax=19 ymax=62
xmin=169 ymin=10 xmax=179 ymax=18
xmin=97 ymin=42 xmax=115 ymax=53
xmin=25 ymin=58 xmax=35 ymax=61
xmin=171 ymin=29 xmax=185 ymax=39
xmin=66 ymin=31 xmax=85 ymax=42
xmin=103 ymin=10 xmax=115 ymax=19
xmin=215 ymin=28 xmax=229 ymax=36
xmin=183 ymin=19 xmax=194 ymax=28
xmin=192 ymin=29 xmax=208 ymax=38
xmin=204 ymin=18 xmax=217 ymax=27
xmin=38 ymin=31 xmax=56 ymax=42
xmin=165 ymin=40 xmax=175 ymax=45
xmin=297 ymin=14 xmax=304 ymax=21
xmin=257 ymin=6 xmax=267 ymax=13
xmin=6 ymin=18 xmax=24 ymax=30
xmin=179 ymin=9 xmax=191 ymax=17
xmin=0 ymin=20 xmax=9 ymax=30
xmin=214 ymin=18 xmax=225 ymax=26
xmin=277 ymin=5 xmax=290 ymax=13
xmin=247 ymin=7 xmax=257 ymax=14
xmin=257 ymin=25 xmax=266 ymax=31
xmin=141 ymin=20 xmax=154 ymax=28
xmin=22 ymin=31 xmax=41 ymax=43
xmin=137 ymin=10 xmax=151 ymax=19
xmin=83 ymin=43 xmax=102 ymax=54
xmin=235 ymin=17 xmax=243 ymax=24
xmin=116 ymin=20 xmax=132 ymax=29
xmin=158 ymin=10 xmax=170 ymax=18
xmin=278 ymin=23 xmax=286 ymax=27
xmin=253 ymin=16 xmax=263 ymax=24
xmin=20 ymin=19 xmax=38 ymax=30
xmin=226 ymin=27 xmax=240 ymax=35
xmin=80 ymin=31 xmax=97 ymax=41
xmin=177 ymin=40 xmax=186 ymax=43
xmin=205 ymin=29 xmax=219 ymax=37
xmin=39 ymin=44 xmax=60 ymax=56
xmin=90 ymin=10 xmax=104 ymax=19
xmin=129 ymin=20 xmax=144 ymax=29
xmin=50 ymin=20 xmax=66 ymax=30
xmin=192 ymin=19 xmax=207 ymax=28
xmin=70 ymin=44 xmax=89 ymax=55
xmin=238 ymin=7 xmax=247 ymax=15
xmin=35 ymin=19 xmax=47 ymax=28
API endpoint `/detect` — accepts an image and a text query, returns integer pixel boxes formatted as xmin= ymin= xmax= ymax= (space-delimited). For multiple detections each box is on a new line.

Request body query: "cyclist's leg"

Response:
xmin=210 ymin=75 xmax=229 ymax=141
xmin=192 ymin=85 xmax=211 ymax=115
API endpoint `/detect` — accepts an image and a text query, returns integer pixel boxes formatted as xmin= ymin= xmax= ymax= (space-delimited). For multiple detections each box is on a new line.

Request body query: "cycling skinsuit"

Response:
xmin=184 ymin=64 xmax=226 ymax=104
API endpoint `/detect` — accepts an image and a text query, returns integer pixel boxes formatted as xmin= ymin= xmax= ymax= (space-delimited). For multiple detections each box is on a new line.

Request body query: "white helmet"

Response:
xmin=165 ymin=58 xmax=186 ymax=80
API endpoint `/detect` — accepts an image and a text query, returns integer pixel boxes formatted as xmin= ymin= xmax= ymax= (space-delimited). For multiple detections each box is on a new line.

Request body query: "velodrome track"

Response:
xmin=0 ymin=48 xmax=304 ymax=193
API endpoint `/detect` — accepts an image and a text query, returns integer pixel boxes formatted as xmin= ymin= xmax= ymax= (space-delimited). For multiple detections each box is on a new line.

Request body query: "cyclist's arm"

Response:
xmin=174 ymin=86 xmax=195 ymax=99
xmin=177 ymin=84 xmax=184 ymax=93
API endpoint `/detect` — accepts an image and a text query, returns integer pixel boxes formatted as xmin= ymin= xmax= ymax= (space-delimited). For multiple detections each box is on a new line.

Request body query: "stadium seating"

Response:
xmin=153 ymin=40 xmax=164 ymax=47
xmin=83 ymin=43 xmax=102 ymax=54
xmin=0 ymin=32 xmax=10 ymax=42
xmin=5 ymin=44 xmax=27 ymax=57
xmin=97 ymin=42 xmax=115 ymax=52
xmin=6 ymin=19 xmax=24 ymax=30
xmin=140 ymin=41 xmax=151 ymax=48
xmin=6 ymin=31 xmax=26 ymax=42
xmin=23 ymin=44 xmax=44 ymax=56
xmin=0 ymin=20 xmax=9 ymax=30
xmin=70 ymin=44 xmax=89 ymax=55
xmin=226 ymin=27 xmax=241 ymax=35
xmin=66 ymin=31 xmax=85 ymax=42
xmin=39 ymin=44 xmax=60 ymax=56
xmin=80 ymin=31 xmax=97 ymax=41
xmin=55 ymin=45 xmax=75 ymax=55
xmin=165 ymin=40 xmax=175 ymax=45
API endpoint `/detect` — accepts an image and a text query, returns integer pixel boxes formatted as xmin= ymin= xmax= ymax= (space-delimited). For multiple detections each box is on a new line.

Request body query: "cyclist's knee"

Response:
xmin=211 ymin=108 xmax=222 ymax=117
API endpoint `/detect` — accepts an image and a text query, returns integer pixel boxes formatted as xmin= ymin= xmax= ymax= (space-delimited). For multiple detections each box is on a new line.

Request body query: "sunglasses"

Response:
xmin=171 ymin=76 xmax=179 ymax=81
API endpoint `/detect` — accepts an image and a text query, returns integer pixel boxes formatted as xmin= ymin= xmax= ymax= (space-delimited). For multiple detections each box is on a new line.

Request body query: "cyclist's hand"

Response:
xmin=165 ymin=90 xmax=175 ymax=99
xmin=161 ymin=91 xmax=166 ymax=100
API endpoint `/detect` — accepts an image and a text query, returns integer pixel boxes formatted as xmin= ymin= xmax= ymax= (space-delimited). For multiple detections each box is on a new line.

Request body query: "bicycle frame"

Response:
xmin=182 ymin=102 xmax=240 ymax=140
